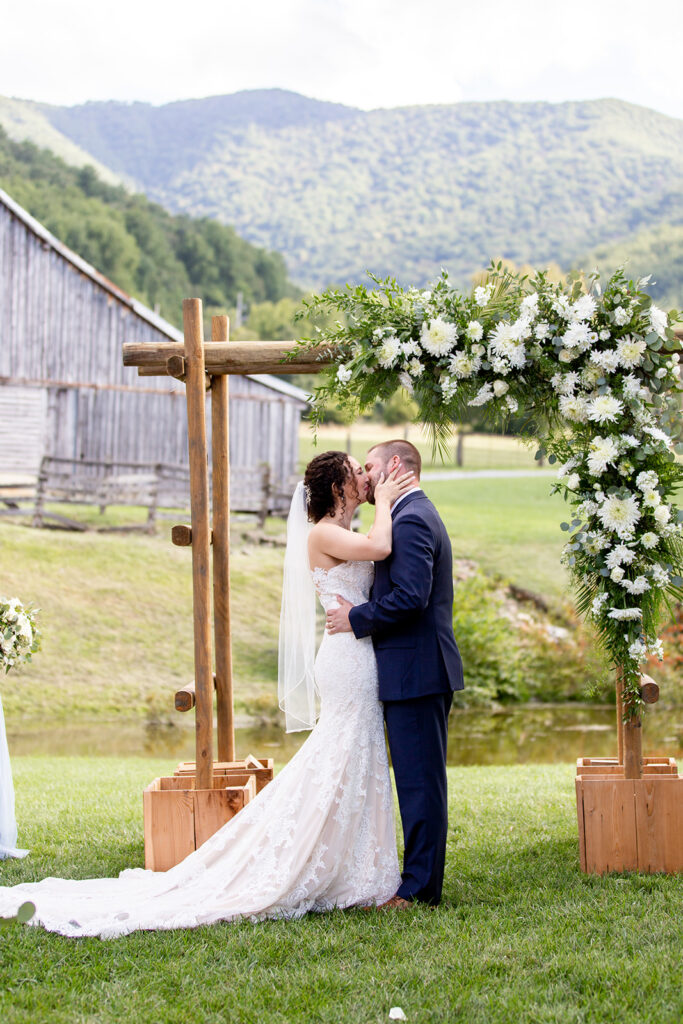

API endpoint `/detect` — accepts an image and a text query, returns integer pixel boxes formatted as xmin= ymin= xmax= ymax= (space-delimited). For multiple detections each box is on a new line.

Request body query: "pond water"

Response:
xmin=7 ymin=705 xmax=682 ymax=766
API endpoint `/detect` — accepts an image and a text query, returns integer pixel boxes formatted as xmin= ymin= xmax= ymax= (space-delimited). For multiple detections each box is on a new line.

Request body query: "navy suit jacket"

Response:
xmin=348 ymin=491 xmax=464 ymax=702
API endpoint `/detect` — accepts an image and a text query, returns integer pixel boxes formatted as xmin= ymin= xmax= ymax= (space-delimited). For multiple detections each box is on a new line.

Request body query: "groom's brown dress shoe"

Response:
xmin=378 ymin=895 xmax=413 ymax=911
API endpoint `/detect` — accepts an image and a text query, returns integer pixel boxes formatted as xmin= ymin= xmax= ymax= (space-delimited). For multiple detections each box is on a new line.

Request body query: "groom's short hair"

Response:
xmin=368 ymin=439 xmax=421 ymax=477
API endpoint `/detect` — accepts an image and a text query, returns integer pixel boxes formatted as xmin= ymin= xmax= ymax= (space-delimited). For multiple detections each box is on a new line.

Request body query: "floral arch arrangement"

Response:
xmin=296 ymin=265 xmax=683 ymax=717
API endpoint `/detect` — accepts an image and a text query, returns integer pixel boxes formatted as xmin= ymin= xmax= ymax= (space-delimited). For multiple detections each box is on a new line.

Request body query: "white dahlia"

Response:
xmin=586 ymin=394 xmax=624 ymax=424
xmin=586 ymin=435 xmax=619 ymax=475
xmin=597 ymin=494 xmax=641 ymax=539
xmin=466 ymin=320 xmax=484 ymax=342
xmin=617 ymin=335 xmax=647 ymax=368
xmin=377 ymin=335 xmax=402 ymax=368
xmin=559 ymin=394 xmax=589 ymax=423
xmin=640 ymin=532 xmax=659 ymax=550
xmin=420 ymin=318 xmax=459 ymax=357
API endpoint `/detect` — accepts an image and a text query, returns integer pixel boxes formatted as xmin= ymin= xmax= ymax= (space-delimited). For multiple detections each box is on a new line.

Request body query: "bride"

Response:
xmin=0 ymin=452 xmax=414 ymax=937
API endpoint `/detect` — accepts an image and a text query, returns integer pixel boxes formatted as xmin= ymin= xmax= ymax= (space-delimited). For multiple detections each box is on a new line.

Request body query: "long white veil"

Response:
xmin=278 ymin=482 xmax=319 ymax=732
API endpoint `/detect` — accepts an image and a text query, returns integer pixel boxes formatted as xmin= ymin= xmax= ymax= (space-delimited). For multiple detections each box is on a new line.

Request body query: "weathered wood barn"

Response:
xmin=0 ymin=188 xmax=307 ymax=512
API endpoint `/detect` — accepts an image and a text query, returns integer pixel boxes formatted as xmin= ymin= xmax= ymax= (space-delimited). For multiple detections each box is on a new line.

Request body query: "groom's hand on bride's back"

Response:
xmin=326 ymin=595 xmax=354 ymax=634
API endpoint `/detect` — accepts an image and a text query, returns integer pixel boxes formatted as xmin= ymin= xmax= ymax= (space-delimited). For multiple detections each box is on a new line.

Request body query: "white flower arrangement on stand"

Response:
xmin=0 ymin=598 xmax=40 ymax=860
xmin=295 ymin=264 xmax=683 ymax=717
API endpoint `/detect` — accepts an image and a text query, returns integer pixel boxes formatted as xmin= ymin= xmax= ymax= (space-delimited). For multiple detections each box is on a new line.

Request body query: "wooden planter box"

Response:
xmin=143 ymin=757 xmax=273 ymax=871
xmin=576 ymin=757 xmax=683 ymax=874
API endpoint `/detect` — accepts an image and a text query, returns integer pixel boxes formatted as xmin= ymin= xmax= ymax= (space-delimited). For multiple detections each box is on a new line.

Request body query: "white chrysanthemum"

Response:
xmin=610 ymin=566 xmax=625 ymax=582
xmin=621 ymin=576 xmax=650 ymax=595
xmin=617 ymin=335 xmax=647 ymax=368
xmin=490 ymin=356 xmax=511 ymax=376
xmin=489 ymin=323 xmax=527 ymax=368
xmin=586 ymin=394 xmax=624 ymax=424
xmin=468 ymin=382 xmax=494 ymax=407
xmin=398 ymin=371 xmax=414 ymax=396
xmin=377 ymin=335 xmax=402 ymax=368
xmin=586 ymin=435 xmax=619 ymax=475
xmin=466 ymin=320 xmax=484 ymax=342
xmin=640 ymin=532 xmax=659 ymax=550
xmin=643 ymin=425 xmax=672 ymax=447
xmin=520 ymin=292 xmax=539 ymax=315
xmin=571 ymin=294 xmax=597 ymax=321
xmin=337 ymin=364 xmax=352 ymax=385
xmin=561 ymin=321 xmax=591 ymax=350
xmin=559 ymin=394 xmax=589 ymax=423
xmin=406 ymin=357 xmax=424 ymax=377
xmin=613 ymin=305 xmax=631 ymax=326
xmin=621 ymin=374 xmax=644 ymax=399
xmin=553 ymin=295 xmax=571 ymax=319
xmin=581 ymin=365 xmax=602 ymax=388
xmin=534 ymin=321 xmax=550 ymax=341
xmin=493 ymin=380 xmax=509 ymax=397
xmin=584 ymin=531 xmax=609 ymax=554
xmin=608 ymin=607 xmax=642 ymax=620
xmin=551 ymin=371 xmax=579 ymax=396
xmin=605 ymin=545 xmax=636 ymax=570
xmin=597 ymin=494 xmax=641 ymax=539
xmin=620 ymin=434 xmax=639 ymax=449
xmin=641 ymin=487 xmax=661 ymax=509
xmin=448 ymin=351 xmax=481 ymax=379
xmin=420 ymin=318 xmax=458 ymax=357
xmin=401 ymin=339 xmax=421 ymax=358
xmin=590 ymin=349 xmax=621 ymax=372
xmin=654 ymin=504 xmax=671 ymax=527
xmin=648 ymin=305 xmax=668 ymax=339
xmin=557 ymin=458 xmax=579 ymax=479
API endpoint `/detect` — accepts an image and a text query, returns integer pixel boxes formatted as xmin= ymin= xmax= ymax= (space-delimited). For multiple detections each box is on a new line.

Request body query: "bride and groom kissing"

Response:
xmin=0 ymin=440 xmax=463 ymax=937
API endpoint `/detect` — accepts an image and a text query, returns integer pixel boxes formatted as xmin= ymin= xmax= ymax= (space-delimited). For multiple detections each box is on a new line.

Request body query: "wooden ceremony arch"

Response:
xmin=122 ymin=299 xmax=682 ymax=875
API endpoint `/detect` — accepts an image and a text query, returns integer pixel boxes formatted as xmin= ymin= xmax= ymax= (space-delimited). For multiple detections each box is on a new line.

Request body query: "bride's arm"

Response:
xmin=309 ymin=470 xmax=413 ymax=564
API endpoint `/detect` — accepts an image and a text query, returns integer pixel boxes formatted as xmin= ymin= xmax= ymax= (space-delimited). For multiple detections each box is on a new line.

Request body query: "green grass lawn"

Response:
xmin=1 ymin=758 xmax=681 ymax=1023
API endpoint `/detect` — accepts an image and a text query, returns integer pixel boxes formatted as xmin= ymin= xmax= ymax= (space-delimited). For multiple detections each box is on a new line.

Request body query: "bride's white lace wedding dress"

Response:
xmin=0 ymin=561 xmax=400 ymax=938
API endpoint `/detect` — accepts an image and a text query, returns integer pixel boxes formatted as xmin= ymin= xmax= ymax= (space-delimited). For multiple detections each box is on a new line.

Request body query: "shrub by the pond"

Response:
xmin=452 ymin=569 xmax=612 ymax=706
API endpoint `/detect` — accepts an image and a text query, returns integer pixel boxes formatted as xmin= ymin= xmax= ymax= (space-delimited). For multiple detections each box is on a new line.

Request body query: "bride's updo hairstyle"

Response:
xmin=304 ymin=450 xmax=354 ymax=523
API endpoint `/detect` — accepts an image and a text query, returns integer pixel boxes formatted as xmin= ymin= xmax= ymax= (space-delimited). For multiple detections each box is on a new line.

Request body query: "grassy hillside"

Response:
xmin=3 ymin=91 xmax=681 ymax=301
xmin=0 ymin=473 xmax=614 ymax=724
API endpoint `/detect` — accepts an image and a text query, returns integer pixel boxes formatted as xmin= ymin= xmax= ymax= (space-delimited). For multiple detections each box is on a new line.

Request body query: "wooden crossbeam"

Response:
xmin=123 ymin=340 xmax=333 ymax=376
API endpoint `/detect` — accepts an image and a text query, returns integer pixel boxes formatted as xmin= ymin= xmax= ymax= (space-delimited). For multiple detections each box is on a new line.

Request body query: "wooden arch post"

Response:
xmin=125 ymin=300 xmax=331 ymax=870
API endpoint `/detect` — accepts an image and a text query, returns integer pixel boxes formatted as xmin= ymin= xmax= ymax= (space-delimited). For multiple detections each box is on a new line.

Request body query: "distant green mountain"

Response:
xmin=0 ymin=126 xmax=297 ymax=327
xmin=1 ymin=90 xmax=681 ymax=304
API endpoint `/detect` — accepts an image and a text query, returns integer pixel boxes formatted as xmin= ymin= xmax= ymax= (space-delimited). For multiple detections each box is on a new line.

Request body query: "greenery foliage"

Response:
xmin=7 ymin=93 xmax=681 ymax=302
xmin=298 ymin=264 xmax=683 ymax=714
xmin=0 ymin=126 xmax=296 ymax=327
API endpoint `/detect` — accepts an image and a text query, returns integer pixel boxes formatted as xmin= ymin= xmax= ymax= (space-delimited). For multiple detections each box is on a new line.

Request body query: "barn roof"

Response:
xmin=0 ymin=187 xmax=308 ymax=405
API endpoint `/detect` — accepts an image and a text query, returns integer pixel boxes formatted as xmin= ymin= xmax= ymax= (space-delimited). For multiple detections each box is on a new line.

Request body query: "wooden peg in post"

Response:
xmin=210 ymin=314 xmax=236 ymax=763
xmin=183 ymin=298 xmax=214 ymax=792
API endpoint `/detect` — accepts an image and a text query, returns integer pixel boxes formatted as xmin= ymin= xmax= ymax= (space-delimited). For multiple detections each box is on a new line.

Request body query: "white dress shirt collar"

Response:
xmin=391 ymin=486 xmax=423 ymax=514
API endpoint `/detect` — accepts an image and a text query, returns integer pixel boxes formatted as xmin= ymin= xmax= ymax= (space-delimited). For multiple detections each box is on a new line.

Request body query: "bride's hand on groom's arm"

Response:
xmin=326 ymin=595 xmax=354 ymax=634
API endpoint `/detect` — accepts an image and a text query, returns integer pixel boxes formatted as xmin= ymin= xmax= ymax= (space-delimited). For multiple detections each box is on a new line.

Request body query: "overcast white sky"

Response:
xmin=1 ymin=0 xmax=681 ymax=118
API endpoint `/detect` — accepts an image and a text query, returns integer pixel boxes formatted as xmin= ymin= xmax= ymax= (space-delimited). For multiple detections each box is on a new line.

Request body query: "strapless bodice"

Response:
xmin=311 ymin=560 xmax=374 ymax=611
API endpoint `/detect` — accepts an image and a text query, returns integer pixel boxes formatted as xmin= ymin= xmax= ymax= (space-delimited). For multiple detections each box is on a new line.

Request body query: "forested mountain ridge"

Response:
xmin=0 ymin=126 xmax=298 ymax=327
xmin=1 ymin=90 xmax=681 ymax=304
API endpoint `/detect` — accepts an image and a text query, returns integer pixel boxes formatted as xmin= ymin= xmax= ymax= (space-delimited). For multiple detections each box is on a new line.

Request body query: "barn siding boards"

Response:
xmin=0 ymin=189 xmax=307 ymax=506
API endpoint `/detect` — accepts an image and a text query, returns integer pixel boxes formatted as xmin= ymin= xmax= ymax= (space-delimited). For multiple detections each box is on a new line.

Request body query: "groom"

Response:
xmin=326 ymin=439 xmax=463 ymax=908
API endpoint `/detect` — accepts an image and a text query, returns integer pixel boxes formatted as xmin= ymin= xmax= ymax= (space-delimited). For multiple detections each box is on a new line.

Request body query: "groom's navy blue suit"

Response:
xmin=348 ymin=490 xmax=463 ymax=904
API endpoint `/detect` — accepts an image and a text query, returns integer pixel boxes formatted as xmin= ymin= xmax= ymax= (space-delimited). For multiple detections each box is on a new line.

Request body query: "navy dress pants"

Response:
xmin=383 ymin=691 xmax=453 ymax=905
